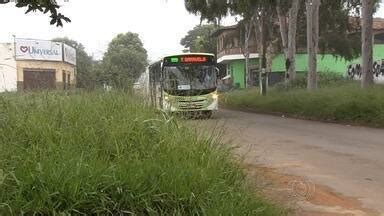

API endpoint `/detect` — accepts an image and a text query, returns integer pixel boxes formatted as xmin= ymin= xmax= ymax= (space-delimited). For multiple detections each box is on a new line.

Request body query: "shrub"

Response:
xmin=274 ymin=72 xmax=349 ymax=92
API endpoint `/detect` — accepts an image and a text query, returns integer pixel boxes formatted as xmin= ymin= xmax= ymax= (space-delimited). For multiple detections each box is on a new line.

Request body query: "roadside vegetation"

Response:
xmin=0 ymin=92 xmax=284 ymax=215
xmin=222 ymin=73 xmax=384 ymax=128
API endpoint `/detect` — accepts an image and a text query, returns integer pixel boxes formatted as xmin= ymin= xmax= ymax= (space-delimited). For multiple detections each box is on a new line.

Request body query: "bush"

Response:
xmin=317 ymin=72 xmax=349 ymax=87
xmin=0 ymin=91 xmax=283 ymax=215
xmin=274 ymin=72 xmax=349 ymax=92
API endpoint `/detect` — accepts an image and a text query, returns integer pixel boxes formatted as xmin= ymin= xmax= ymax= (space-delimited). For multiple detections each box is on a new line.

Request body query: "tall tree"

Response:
xmin=231 ymin=1 xmax=259 ymax=88
xmin=361 ymin=0 xmax=375 ymax=88
xmin=276 ymin=1 xmax=288 ymax=65
xmin=272 ymin=0 xmax=363 ymax=91
xmin=52 ymin=38 xmax=95 ymax=89
xmin=0 ymin=0 xmax=70 ymax=26
xmin=103 ymin=32 xmax=148 ymax=89
xmin=287 ymin=0 xmax=300 ymax=81
xmin=180 ymin=25 xmax=217 ymax=53
xmin=276 ymin=0 xmax=300 ymax=82
xmin=302 ymin=0 xmax=362 ymax=90
xmin=306 ymin=0 xmax=321 ymax=91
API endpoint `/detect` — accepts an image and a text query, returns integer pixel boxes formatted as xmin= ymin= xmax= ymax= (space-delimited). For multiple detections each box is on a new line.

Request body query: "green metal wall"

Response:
xmin=226 ymin=45 xmax=384 ymax=88
xmin=272 ymin=44 xmax=384 ymax=74
xmin=227 ymin=59 xmax=258 ymax=88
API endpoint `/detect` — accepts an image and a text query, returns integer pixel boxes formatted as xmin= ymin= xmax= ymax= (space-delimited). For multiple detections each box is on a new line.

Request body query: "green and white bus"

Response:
xmin=148 ymin=53 xmax=218 ymax=118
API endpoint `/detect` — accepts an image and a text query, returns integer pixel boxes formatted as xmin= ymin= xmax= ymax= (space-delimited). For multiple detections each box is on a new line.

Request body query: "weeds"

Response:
xmin=0 ymin=91 xmax=283 ymax=215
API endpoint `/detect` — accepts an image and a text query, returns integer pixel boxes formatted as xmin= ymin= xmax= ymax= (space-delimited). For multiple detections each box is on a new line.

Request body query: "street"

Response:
xmin=194 ymin=109 xmax=384 ymax=215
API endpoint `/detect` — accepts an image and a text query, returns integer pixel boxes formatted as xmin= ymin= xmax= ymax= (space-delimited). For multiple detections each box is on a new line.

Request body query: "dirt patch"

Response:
xmin=244 ymin=164 xmax=379 ymax=216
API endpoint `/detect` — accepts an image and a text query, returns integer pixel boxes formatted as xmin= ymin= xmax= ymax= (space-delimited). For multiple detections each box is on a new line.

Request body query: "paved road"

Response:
xmin=197 ymin=109 xmax=384 ymax=215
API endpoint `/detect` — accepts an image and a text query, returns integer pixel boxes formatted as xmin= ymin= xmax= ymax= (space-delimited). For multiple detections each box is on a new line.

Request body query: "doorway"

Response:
xmin=23 ymin=70 xmax=56 ymax=90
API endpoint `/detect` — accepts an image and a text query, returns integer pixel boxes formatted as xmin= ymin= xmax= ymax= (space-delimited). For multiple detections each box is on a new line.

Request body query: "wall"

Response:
xmin=0 ymin=43 xmax=17 ymax=92
xmin=17 ymin=60 xmax=76 ymax=90
xmin=272 ymin=44 xmax=384 ymax=74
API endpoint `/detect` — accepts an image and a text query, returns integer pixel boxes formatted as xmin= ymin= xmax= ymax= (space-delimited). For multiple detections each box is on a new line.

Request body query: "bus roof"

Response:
xmin=163 ymin=53 xmax=215 ymax=59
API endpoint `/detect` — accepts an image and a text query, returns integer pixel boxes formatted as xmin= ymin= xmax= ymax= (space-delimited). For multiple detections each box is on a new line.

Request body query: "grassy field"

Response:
xmin=222 ymin=79 xmax=384 ymax=128
xmin=0 ymin=91 xmax=284 ymax=215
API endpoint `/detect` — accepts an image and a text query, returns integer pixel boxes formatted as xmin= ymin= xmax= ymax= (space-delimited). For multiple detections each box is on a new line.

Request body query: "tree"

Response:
xmin=276 ymin=0 xmax=300 ymax=82
xmin=297 ymin=0 xmax=363 ymax=90
xmin=52 ymin=38 xmax=95 ymax=89
xmin=184 ymin=0 xmax=229 ymax=25
xmin=361 ymin=0 xmax=375 ymax=88
xmin=180 ymin=25 xmax=217 ymax=53
xmin=92 ymin=60 xmax=108 ymax=88
xmin=103 ymin=32 xmax=148 ymax=89
xmin=306 ymin=0 xmax=320 ymax=91
xmin=185 ymin=0 xmax=276 ymax=91
xmin=0 ymin=0 xmax=70 ymax=26
xmin=316 ymin=0 xmax=362 ymax=61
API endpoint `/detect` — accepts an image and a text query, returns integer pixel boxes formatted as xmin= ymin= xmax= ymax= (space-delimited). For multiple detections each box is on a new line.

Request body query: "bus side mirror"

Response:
xmin=215 ymin=67 xmax=220 ymax=76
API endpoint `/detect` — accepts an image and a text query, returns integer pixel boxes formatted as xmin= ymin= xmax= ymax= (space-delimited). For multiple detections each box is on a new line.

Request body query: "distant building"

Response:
xmin=212 ymin=18 xmax=384 ymax=88
xmin=0 ymin=38 xmax=77 ymax=92
xmin=212 ymin=25 xmax=259 ymax=89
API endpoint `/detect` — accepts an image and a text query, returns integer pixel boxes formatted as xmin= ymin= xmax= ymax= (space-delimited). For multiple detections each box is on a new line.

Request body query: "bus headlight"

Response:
xmin=164 ymin=96 xmax=169 ymax=101
xmin=212 ymin=93 xmax=219 ymax=100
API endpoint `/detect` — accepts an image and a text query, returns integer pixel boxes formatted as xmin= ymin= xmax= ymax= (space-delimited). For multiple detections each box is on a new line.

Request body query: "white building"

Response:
xmin=1 ymin=39 xmax=77 ymax=92
xmin=0 ymin=43 xmax=17 ymax=92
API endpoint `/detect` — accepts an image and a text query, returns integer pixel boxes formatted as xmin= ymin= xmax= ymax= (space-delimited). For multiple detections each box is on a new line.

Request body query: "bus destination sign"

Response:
xmin=164 ymin=55 xmax=214 ymax=65
xmin=181 ymin=56 xmax=207 ymax=63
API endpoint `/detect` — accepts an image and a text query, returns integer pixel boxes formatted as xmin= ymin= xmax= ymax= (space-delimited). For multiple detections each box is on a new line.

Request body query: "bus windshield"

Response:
xmin=163 ymin=65 xmax=216 ymax=95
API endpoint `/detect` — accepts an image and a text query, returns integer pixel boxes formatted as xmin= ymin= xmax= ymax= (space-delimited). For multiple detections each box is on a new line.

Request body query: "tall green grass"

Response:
xmin=0 ymin=91 xmax=283 ymax=215
xmin=223 ymin=82 xmax=384 ymax=127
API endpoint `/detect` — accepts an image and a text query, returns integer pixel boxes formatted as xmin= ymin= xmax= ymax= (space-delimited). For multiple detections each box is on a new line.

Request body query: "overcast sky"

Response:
xmin=0 ymin=1 xmax=383 ymax=62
